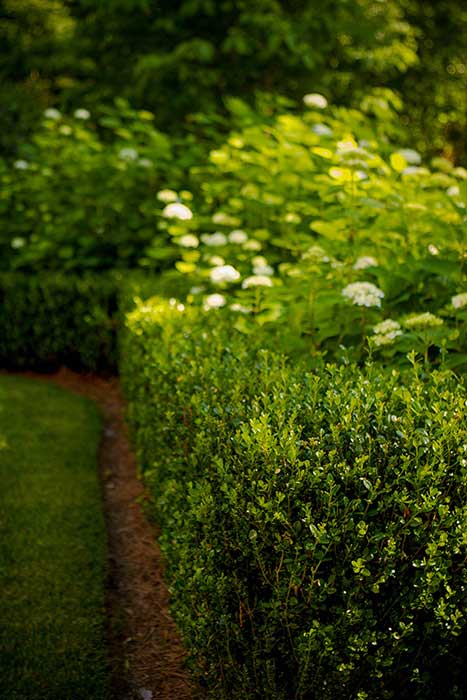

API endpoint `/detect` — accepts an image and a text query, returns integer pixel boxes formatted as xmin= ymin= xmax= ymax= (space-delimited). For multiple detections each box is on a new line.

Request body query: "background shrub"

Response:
xmin=121 ymin=295 xmax=467 ymax=699
xmin=0 ymin=272 xmax=120 ymax=372
xmin=0 ymin=103 xmax=185 ymax=273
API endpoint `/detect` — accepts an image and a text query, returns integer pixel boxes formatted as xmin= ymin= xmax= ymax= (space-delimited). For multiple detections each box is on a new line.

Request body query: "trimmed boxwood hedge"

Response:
xmin=121 ymin=296 xmax=467 ymax=700
xmin=3 ymin=272 xmax=467 ymax=698
xmin=0 ymin=272 xmax=121 ymax=372
xmin=0 ymin=270 xmax=192 ymax=373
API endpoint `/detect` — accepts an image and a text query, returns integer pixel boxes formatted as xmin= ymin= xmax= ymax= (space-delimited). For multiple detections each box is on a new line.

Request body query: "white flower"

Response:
xmin=312 ymin=123 xmax=333 ymax=136
xmin=204 ymin=293 xmax=226 ymax=309
xmin=242 ymin=275 xmax=273 ymax=289
xmin=342 ymin=282 xmax=384 ymax=308
xmin=403 ymin=312 xmax=443 ymax=329
xmin=303 ymin=93 xmax=328 ymax=109
xmin=210 ymin=265 xmax=241 ymax=284
xmin=428 ymin=244 xmax=439 ymax=255
xmin=168 ymin=298 xmax=185 ymax=311
xmin=353 ymin=256 xmax=378 ymax=270
xmin=447 ymin=185 xmax=460 ymax=197
xmin=209 ymin=256 xmax=225 ymax=266
xmin=402 ymin=166 xmax=424 ymax=176
xmin=372 ymin=333 xmax=401 ymax=347
xmin=138 ymin=158 xmax=153 ymax=168
xmin=119 ymin=147 xmax=138 ymax=161
xmin=253 ymin=264 xmax=274 ymax=276
xmin=44 ymin=108 xmax=61 ymax=120
xmin=397 ymin=149 xmax=421 ymax=165
xmin=230 ymin=303 xmax=251 ymax=313
xmin=11 ymin=237 xmax=25 ymax=249
xmin=337 ymin=139 xmax=359 ymax=154
xmin=189 ymin=286 xmax=204 ymax=295
xmin=74 ymin=108 xmax=90 ymax=120
xmin=452 ymin=293 xmax=467 ymax=310
xmin=13 ymin=160 xmax=29 ymax=170
xmin=162 ymin=202 xmax=193 ymax=220
xmin=157 ymin=189 xmax=178 ymax=203
xmin=243 ymin=240 xmax=262 ymax=251
xmin=177 ymin=234 xmax=199 ymax=248
xmin=228 ymin=229 xmax=248 ymax=244
xmin=372 ymin=319 xmax=403 ymax=345
xmin=373 ymin=319 xmax=401 ymax=336
xmin=201 ymin=232 xmax=227 ymax=246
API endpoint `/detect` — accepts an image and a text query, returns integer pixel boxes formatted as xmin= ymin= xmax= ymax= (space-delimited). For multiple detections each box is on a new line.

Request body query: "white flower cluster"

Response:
xmin=342 ymin=282 xmax=384 ymax=308
xmin=242 ymin=275 xmax=273 ymax=289
xmin=452 ymin=293 xmax=467 ymax=310
xmin=162 ymin=203 xmax=193 ymax=220
xmin=403 ymin=312 xmax=443 ymax=329
xmin=303 ymin=93 xmax=328 ymax=109
xmin=44 ymin=108 xmax=61 ymax=120
xmin=177 ymin=234 xmax=199 ymax=248
xmin=230 ymin=303 xmax=251 ymax=314
xmin=353 ymin=256 xmax=378 ymax=270
xmin=397 ymin=148 xmax=421 ymax=165
xmin=157 ymin=189 xmax=178 ymax=203
xmin=372 ymin=319 xmax=403 ymax=347
xmin=119 ymin=147 xmax=138 ymax=162
xmin=402 ymin=166 xmax=427 ymax=176
xmin=210 ymin=265 xmax=241 ymax=284
xmin=228 ymin=229 xmax=248 ymax=244
xmin=252 ymin=256 xmax=274 ymax=276
xmin=74 ymin=109 xmax=90 ymax=120
xmin=312 ymin=123 xmax=333 ymax=137
xmin=204 ymin=293 xmax=226 ymax=309
xmin=201 ymin=232 xmax=227 ymax=246
xmin=14 ymin=160 xmax=29 ymax=170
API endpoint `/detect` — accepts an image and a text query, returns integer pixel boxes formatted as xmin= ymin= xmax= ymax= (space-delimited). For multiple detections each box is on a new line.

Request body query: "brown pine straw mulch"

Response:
xmin=20 ymin=367 xmax=196 ymax=700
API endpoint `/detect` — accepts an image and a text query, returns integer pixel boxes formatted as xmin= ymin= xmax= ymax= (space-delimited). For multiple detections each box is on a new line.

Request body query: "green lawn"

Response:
xmin=0 ymin=375 xmax=110 ymax=700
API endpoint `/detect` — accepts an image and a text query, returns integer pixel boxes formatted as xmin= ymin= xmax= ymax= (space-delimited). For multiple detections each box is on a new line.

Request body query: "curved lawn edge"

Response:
xmin=0 ymin=374 xmax=110 ymax=700
xmin=26 ymin=368 xmax=195 ymax=700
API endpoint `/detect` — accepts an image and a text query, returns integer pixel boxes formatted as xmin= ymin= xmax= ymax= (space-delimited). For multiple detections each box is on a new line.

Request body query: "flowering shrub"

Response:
xmin=121 ymin=295 xmax=467 ymax=700
xmin=0 ymin=101 xmax=192 ymax=272
xmin=165 ymin=94 xmax=467 ymax=367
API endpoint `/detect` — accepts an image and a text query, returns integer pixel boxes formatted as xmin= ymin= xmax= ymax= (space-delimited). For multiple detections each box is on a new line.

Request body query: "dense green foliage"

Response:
xmin=0 ymin=375 xmax=109 ymax=699
xmin=2 ymin=97 xmax=465 ymax=374
xmin=1 ymin=1 xmax=465 ymax=161
xmin=121 ymin=296 xmax=467 ymax=699
xmin=397 ymin=1 xmax=467 ymax=162
xmin=1 ymin=1 xmax=466 ymax=696
xmin=66 ymin=0 xmax=416 ymax=124
xmin=0 ymin=273 xmax=119 ymax=371
xmin=1 ymin=103 xmax=177 ymax=272
xmin=173 ymin=96 xmax=467 ymax=368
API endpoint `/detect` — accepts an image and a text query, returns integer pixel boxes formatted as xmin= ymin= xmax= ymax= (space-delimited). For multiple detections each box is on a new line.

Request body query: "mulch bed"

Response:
xmin=19 ymin=367 xmax=196 ymax=700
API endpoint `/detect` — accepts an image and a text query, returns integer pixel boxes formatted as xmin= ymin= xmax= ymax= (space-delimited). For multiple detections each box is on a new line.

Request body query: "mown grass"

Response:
xmin=0 ymin=375 xmax=110 ymax=700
